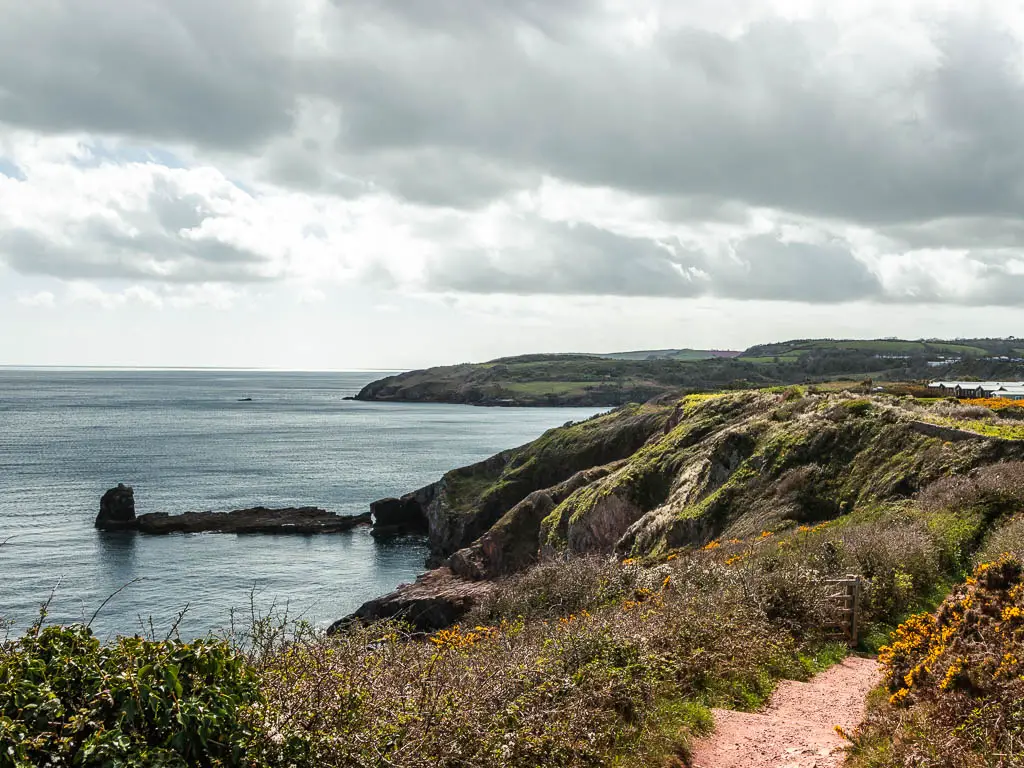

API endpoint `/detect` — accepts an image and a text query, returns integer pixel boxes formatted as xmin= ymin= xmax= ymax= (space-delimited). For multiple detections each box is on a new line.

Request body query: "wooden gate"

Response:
xmin=825 ymin=575 xmax=863 ymax=647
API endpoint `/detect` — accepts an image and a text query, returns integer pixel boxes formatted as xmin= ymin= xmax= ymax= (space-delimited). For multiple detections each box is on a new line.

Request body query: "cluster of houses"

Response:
xmin=928 ymin=381 xmax=1024 ymax=400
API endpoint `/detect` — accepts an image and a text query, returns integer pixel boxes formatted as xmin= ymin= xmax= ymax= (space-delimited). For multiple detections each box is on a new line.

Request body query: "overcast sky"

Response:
xmin=3 ymin=0 xmax=1024 ymax=368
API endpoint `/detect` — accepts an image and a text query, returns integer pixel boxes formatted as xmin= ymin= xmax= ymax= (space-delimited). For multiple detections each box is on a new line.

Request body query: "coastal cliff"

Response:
xmin=374 ymin=403 xmax=674 ymax=566
xmin=340 ymin=389 xmax=1024 ymax=630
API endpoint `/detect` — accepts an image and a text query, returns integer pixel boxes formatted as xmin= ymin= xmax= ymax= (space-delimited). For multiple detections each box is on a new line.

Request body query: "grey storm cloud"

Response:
xmin=4 ymin=0 xmax=1024 ymax=305
xmin=307 ymin=6 xmax=1024 ymax=224
xmin=4 ymin=0 xmax=1024 ymax=224
xmin=0 ymin=0 xmax=297 ymax=149
xmin=425 ymin=221 xmax=882 ymax=302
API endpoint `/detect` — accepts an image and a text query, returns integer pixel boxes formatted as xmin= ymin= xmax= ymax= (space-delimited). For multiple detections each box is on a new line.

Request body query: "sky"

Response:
xmin=3 ymin=0 xmax=1024 ymax=369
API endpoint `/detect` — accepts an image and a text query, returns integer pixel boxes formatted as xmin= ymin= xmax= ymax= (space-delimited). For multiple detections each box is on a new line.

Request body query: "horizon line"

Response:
xmin=0 ymin=365 xmax=406 ymax=373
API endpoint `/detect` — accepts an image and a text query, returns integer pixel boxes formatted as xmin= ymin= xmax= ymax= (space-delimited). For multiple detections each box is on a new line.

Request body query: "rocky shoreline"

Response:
xmin=328 ymin=568 xmax=493 ymax=634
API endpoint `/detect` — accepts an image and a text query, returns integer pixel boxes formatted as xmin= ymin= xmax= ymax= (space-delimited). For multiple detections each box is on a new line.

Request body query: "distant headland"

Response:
xmin=353 ymin=337 xmax=1024 ymax=407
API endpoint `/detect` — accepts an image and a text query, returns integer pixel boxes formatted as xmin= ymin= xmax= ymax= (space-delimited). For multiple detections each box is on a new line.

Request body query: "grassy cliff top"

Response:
xmin=355 ymin=354 xmax=779 ymax=407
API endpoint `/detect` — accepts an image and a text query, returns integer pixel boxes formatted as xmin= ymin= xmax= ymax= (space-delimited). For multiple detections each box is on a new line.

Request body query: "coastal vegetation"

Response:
xmin=5 ymin=488 xmax=1019 ymax=766
xmin=6 ymin=387 xmax=1024 ymax=765
xmin=849 ymin=549 xmax=1024 ymax=766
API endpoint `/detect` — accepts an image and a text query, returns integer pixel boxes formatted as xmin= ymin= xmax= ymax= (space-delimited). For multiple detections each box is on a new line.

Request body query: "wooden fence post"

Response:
xmin=850 ymin=575 xmax=861 ymax=648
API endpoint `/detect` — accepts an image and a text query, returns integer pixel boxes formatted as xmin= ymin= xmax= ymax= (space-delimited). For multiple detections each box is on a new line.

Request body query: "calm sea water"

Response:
xmin=0 ymin=370 xmax=600 ymax=640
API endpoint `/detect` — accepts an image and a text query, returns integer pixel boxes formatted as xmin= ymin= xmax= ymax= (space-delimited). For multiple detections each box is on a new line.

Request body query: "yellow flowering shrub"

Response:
xmin=870 ymin=557 xmax=1024 ymax=762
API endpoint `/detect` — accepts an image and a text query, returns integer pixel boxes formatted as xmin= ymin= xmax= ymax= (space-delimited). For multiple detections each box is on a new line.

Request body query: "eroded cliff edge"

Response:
xmin=338 ymin=390 xmax=1024 ymax=631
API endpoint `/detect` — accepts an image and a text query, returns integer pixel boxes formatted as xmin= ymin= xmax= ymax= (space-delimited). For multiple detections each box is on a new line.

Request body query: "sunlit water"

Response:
xmin=0 ymin=369 xmax=601 ymax=639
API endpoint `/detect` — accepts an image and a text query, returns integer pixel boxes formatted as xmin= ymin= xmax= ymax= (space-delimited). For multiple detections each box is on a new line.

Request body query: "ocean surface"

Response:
xmin=0 ymin=369 xmax=601 ymax=640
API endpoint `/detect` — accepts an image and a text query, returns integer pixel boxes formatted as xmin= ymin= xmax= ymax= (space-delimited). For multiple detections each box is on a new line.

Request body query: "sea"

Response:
xmin=0 ymin=369 xmax=602 ymax=640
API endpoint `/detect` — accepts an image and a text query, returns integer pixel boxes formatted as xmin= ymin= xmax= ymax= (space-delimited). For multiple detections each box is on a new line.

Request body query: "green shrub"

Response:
xmin=842 ymin=398 xmax=872 ymax=415
xmin=469 ymin=555 xmax=641 ymax=623
xmin=976 ymin=514 xmax=1024 ymax=564
xmin=0 ymin=625 xmax=262 ymax=767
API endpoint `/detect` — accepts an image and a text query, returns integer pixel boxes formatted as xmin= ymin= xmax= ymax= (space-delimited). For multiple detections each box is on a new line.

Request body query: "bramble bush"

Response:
xmin=247 ymin=556 xmax=837 ymax=768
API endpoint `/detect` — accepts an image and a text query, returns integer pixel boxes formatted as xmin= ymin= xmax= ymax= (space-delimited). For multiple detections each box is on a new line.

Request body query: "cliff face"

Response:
xmin=543 ymin=393 xmax=1024 ymax=560
xmin=397 ymin=403 xmax=673 ymax=564
xmin=346 ymin=390 xmax=1024 ymax=630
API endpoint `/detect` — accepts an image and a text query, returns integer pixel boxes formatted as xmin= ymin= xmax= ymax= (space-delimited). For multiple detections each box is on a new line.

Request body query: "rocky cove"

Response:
xmin=91 ymin=390 xmax=1024 ymax=635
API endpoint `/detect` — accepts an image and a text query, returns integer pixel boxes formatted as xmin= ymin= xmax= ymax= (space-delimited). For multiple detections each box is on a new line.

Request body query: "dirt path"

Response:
xmin=689 ymin=657 xmax=880 ymax=768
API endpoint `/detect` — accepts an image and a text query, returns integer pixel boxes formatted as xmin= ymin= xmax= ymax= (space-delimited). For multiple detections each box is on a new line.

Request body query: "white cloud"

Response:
xmin=16 ymin=290 xmax=55 ymax=308
xmin=67 ymin=281 xmax=127 ymax=309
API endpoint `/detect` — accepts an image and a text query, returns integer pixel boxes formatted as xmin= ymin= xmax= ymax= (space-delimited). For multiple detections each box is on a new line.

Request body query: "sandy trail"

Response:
xmin=689 ymin=656 xmax=880 ymax=768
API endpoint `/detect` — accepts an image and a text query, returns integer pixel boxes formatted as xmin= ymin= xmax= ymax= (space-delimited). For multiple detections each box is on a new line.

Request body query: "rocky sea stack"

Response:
xmin=95 ymin=483 xmax=137 ymax=531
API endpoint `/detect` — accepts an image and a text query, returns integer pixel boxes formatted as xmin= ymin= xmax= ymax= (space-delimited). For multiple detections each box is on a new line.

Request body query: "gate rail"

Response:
xmin=824 ymin=574 xmax=864 ymax=647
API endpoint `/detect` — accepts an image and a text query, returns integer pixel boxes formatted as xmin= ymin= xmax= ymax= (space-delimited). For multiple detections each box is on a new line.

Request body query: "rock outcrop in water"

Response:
xmin=95 ymin=483 xmax=137 ymax=530
xmin=370 ymin=495 xmax=429 ymax=536
xmin=135 ymin=507 xmax=371 ymax=534
xmin=95 ymin=487 xmax=370 ymax=534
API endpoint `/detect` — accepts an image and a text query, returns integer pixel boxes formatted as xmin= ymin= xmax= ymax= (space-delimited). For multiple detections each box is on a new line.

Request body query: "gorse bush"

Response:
xmin=850 ymin=557 xmax=1024 ymax=767
xmin=0 ymin=624 xmax=261 ymax=768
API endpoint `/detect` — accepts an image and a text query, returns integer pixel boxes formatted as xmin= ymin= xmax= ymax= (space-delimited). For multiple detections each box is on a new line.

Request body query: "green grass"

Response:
xmin=503 ymin=381 xmax=599 ymax=395
xmin=808 ymin=340 xmax=988 ymax=355
xmin=611 ymin=698 xmax=714 ymax=767
xmin=924 ymin=415 xmax=1024 ymax=440
xmin=446 ymin=469 xmax=505 ymax=513
xmin=738 ymin=354 xmax=802 ymax=363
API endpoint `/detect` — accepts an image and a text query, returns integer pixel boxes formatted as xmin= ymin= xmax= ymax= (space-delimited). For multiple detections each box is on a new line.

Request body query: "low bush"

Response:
xmin=918 ymin=462 xmax=1024 ymax=519
xmin=977 ymin=515 xmax=1024 ymax=564
xmin=469 ymin=555 xmax=641 ymax=623
xmin=0 ymin=624 xmax=261 ymax=767
xmin=247 ymin=555 xmax=846 ymax=768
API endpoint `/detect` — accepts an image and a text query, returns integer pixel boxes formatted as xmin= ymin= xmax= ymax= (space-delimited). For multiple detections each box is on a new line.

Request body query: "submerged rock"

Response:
xmin=95 ymin=484 xmax=137 ymax=530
